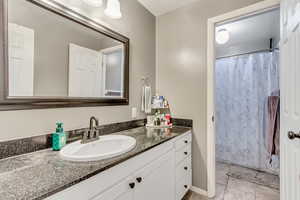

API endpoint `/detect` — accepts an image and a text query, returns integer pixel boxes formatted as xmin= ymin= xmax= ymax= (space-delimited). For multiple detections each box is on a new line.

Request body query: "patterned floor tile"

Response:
xmin=216 ymin=162 xmax=230 ymax=185
xmin=227 ymin=177 xmax=256 ymax=194
xmin=224 ymin=188 xmax=255 ymax=200
xmin=255 ymin=185 xmax=280 ymax=200
xmin=185 ymin=163 xmax=280 ymax=200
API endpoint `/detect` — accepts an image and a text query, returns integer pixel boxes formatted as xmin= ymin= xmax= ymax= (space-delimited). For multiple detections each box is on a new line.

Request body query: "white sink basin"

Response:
xmin=60 ymin=135 xmax=136 ymax=162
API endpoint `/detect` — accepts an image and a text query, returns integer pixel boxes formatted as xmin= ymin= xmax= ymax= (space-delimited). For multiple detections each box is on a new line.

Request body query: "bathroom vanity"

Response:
xmin=0 ymin=126 xmax=192 ymax=200
xmin=47 ymin=129 xmax=192 ymax=200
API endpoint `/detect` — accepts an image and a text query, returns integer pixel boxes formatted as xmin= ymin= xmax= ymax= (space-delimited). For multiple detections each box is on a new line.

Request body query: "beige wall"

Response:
xmin=0 ymin=0 xmax=155 ymax=141
xmin=156 ymin=0 xmax=263 ymax=190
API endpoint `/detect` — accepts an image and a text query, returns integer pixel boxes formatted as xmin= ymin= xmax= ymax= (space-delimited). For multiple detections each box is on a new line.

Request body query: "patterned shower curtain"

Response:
xmin=215 ymin=51 xmax=280 ymax=174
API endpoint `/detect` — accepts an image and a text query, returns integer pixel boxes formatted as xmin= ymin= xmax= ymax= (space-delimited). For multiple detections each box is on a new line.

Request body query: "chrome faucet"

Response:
xmin=90 ymin=116 xmax=99 ymax=129
xmin=81 ymin=116 xmax=100 ymax=144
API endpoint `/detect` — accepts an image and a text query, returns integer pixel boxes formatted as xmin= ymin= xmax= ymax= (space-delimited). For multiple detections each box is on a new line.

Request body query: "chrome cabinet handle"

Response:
xmin=288 ymin=131 xmax=300 ymax=140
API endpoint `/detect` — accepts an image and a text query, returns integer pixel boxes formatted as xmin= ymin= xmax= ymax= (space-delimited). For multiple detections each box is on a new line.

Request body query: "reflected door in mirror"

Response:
xmin=8 ymin=23 xmax=34 ymax=96
xmin=7 ymin=0 xmax=126 ymax=99
xmin=69 ymin=43 xmax=103 ymax=98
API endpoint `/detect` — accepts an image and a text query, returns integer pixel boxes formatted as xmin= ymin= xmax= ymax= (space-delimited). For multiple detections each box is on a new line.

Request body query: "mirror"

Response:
xmin=3 ymin=0 xmax=129 ymax=107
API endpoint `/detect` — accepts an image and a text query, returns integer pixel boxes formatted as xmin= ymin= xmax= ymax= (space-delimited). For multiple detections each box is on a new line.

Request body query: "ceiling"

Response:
xmin=137 ymin=0 xmax=199 ymax=16
xmin=216 ymin=8 xmax=280 ymax=58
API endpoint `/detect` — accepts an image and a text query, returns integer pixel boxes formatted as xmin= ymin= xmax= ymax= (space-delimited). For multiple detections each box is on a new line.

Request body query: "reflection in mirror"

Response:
xmin=7 ymin=0 xmax=125 ymax=99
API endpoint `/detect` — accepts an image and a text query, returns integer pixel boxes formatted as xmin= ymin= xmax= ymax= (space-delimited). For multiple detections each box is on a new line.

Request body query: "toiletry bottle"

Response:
xmin=159 ymin=96 xmax=164 ymax=108
xmin=52 ymin=122 xmax=66 ymax=151
xmin=154 ymin=111 xmax=161 ymax=126
xmin=165 ymin=114 xmax=171 ymax=125
xmin=163 ymin=99 xmax=169 ymax=108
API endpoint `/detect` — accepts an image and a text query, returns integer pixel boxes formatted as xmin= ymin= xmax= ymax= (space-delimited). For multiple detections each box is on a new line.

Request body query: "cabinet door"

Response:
xmin=92 ymin=176 xmax=134 ymax=200
xmin=134 ymin=150 xmax=175 ymax=200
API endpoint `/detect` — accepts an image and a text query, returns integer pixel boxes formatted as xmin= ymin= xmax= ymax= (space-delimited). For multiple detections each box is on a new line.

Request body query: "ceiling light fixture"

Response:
xmin=82 ymin=0 xmax=103 ymax=7
xmin=216 ymin=29 xmax=230 ymax=44
xmin=104 ymin=0 xmax=122 ymax=19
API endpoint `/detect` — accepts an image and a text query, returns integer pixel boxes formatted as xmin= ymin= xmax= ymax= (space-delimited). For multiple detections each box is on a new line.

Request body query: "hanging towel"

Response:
xmin=141 ymin=86 xmax=145 ymax=112
xmin=267 ymin=95 xmax=280 ymax=159
xmin=141 ymin=86 xmax=152 ymax=114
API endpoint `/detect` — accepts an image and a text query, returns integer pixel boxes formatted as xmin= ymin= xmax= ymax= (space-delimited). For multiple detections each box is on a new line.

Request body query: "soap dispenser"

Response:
xmin=52 ymin=122 xmax=66 ymax=151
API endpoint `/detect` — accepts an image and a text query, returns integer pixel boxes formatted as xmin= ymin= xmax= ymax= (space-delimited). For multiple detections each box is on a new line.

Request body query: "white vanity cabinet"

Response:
xmin=46 ymin=131 xmax=192 ymax=200
xmin=95 ymin=150 xmax=175 ymax=200
xmin=174 ymin=132 xmax=192 ymax=200
xmin=133 ymin=150 xmax=175 ymax=200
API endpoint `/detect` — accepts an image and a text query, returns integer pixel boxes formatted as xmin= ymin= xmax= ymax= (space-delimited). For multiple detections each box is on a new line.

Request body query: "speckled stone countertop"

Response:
xmin=0 ymin=126 xmax=191 ymax=200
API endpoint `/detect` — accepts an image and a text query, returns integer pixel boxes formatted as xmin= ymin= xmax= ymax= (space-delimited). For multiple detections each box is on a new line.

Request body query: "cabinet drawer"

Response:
xmin=176 ymin=172 xmax=192 ymax=200
xmin=176 ymin=156 xmax=191 ymax=182
xmin=175 ymin=132 xmax=192 ymax=151
xmin=175 ymin=143 xmax=191 ymax=164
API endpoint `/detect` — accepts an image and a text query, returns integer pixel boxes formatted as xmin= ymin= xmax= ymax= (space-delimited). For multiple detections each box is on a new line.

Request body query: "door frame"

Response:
xmin=100 ymin=45 xmax=124 ymax=97
xmin=206 ymin=0 xmax=280 ymax=197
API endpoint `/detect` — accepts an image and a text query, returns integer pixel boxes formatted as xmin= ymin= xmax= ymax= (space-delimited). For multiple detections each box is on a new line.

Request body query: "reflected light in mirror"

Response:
xmin=108 ymin=54 xmax=119 ymax=65
xmin=216 ymin=29 xmax=230 ymax=44
xmin=104 ymin=0 xmax=122 ymax=19
xmin=82 ymin=0 xmax=103 ymax=7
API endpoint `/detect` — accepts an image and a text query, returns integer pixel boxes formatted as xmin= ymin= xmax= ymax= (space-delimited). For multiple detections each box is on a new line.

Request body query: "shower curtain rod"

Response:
xmin=216 ymin=48 xmax=279 ymax=60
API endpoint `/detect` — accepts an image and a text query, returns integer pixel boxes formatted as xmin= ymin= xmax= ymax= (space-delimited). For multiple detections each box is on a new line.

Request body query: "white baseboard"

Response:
xmin=190 ymin=186 xmax=208 ymax=196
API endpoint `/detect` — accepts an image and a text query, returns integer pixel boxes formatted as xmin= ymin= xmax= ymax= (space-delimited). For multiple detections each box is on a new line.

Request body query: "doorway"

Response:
xmin=206 ymin=0 xmax=280 ymax=198
xmin=215 ymin=8 xmax=280 ymax=199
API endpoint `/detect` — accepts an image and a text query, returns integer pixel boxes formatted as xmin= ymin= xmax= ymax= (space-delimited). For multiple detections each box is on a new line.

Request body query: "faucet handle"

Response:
xmin=94 ymin=129 xmax=100 ymax=139
xmin=88 ymin=128 xmax=99 ymax=140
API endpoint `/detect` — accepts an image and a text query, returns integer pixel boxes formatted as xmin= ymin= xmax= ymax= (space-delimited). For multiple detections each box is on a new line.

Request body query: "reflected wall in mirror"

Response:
xmin=7 ymin=0 xmax=126 ymax=99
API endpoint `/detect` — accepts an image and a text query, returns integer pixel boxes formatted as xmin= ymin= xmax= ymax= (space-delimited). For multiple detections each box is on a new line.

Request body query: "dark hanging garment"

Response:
xmin=267 ymin=95 xmax=280 ymax=159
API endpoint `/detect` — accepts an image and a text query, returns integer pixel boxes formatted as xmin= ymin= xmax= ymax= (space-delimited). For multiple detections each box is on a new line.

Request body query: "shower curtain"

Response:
xmin=215 ymin=51 xmax=279 ymax=174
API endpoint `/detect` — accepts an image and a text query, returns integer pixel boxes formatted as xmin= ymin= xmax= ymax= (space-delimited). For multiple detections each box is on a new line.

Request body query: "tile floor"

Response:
xmin=183 ymin=162 xmax=280 ymax=200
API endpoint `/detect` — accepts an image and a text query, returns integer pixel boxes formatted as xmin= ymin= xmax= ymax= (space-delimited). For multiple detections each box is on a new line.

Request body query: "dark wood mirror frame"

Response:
xmin=0 ymin=0 xmax=129 ymax=111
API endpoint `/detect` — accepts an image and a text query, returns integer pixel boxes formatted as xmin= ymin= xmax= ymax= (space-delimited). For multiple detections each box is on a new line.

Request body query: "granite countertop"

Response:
xmin=0 ymin=126 xmax=191 ymax=200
